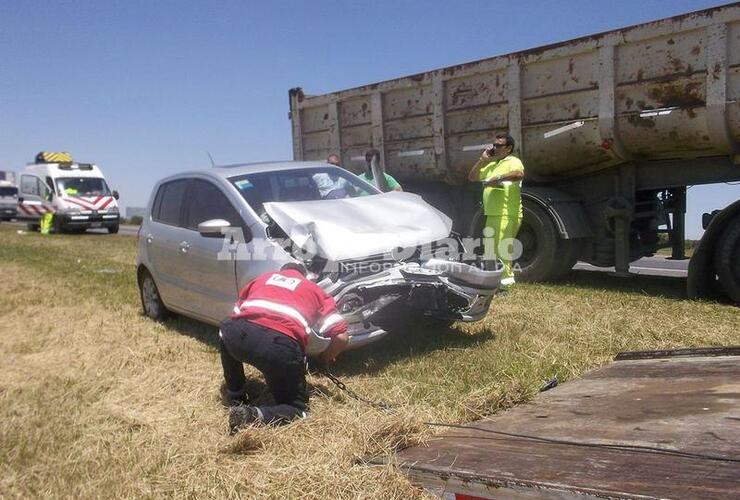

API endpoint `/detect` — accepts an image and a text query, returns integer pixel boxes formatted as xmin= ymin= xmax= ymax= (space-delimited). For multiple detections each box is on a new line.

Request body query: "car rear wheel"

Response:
xmin=139 ymin=270 xmax=169 ymax=320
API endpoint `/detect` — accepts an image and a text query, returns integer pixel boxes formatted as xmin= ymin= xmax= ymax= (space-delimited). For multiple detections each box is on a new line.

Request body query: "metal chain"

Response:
xmin=316 ymin=367 xmax=397 ymax=413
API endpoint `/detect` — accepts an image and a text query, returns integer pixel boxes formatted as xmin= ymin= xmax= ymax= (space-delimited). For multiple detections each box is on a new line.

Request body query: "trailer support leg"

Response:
xmin=670 ymin=187 xmax=687 ymax=260
xmin=614 ymin=214 xmax=631 ymax=277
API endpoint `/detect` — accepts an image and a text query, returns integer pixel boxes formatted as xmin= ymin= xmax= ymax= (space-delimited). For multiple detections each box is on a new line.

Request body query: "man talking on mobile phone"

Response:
xmin=467 ymin=134 xmax=524 ymax=290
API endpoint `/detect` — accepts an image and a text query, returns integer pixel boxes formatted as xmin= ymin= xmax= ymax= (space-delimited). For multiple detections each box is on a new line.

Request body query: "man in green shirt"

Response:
xmin=357 ymin=150 xmax=402 ymax=192
xmin=468 ymin=134 xmax=524 ymax=289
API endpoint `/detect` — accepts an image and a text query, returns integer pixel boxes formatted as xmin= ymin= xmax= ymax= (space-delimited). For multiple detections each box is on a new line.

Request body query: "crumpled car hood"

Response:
xmin=264 ymin=191 xmax=453 ymax=261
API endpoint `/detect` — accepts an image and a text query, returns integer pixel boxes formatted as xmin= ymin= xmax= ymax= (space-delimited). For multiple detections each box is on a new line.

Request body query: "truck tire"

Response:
xmin=139 ymin=269 xmax=169 ymax=321
xmin=516 ymin=203 xmax=559 ymax=282
xmin=551 ymin=238 xmax=582 ymax=279
xmin=713 ymin=214 xmax=740 ymax=304
xmin=108 ymin=224 xmax=119 ymax=234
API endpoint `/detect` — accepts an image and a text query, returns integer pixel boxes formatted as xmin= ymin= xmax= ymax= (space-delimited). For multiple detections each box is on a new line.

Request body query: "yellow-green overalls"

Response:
xmin=478 ymin=155 xmax=524 ymax=287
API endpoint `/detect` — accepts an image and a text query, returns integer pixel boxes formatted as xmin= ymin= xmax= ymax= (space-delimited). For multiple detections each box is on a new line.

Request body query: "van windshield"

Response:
xmin=229 ymin=166 xmax=379 ymax=215
xmin=0 ymin=186 xmax=17 ymax=197
xmin=56 ymin=177 xmax=111 ymax=196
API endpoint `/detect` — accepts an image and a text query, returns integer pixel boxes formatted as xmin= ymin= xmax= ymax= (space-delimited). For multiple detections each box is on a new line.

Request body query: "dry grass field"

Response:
xmin=1 ymin=224 xmax=738 ymax=498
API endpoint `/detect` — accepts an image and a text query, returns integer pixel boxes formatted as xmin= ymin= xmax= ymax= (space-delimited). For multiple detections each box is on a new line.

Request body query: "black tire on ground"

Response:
xmin=138 ymin=269 xmax=170 ymax=321
xmin=713 ymin=214 xmax=740 ymax=304
xmin=466 ymin=207 xmax=485 ymax=251
xmin=420 ymin=316 xmax=456 ymax=329
xmin=53 ymin=216 xmax=64 ymax=234
xmin=515 ymin=202 xmax=559 ymax=282
xmin=551 ymin=237 xmax=583 ymax=280
xmin=27 ymin=223 xmax=39 ymax=232
xmin=108 ymin=224 xmax=119 ymax=234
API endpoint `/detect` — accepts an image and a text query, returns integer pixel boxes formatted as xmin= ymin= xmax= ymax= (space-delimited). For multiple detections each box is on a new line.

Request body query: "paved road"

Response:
xmin=80 ymin=224 xmax=139 ymax=236
xmin=574 ymin=256 xmax=688 ymax=278
xmin=115 ymin=225 xmax=139 ymax=236
xmin=4 ymin=221 xmax=140 ymax=237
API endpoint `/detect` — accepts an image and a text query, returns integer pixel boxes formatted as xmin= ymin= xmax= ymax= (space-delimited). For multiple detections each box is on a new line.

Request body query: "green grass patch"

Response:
xmin=0 ymin=224 xmax=738 ymax=498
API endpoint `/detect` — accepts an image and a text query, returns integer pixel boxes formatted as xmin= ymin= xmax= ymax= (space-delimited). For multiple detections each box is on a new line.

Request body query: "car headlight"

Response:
xmin=107 ymin=206 xmax=119 ymax=213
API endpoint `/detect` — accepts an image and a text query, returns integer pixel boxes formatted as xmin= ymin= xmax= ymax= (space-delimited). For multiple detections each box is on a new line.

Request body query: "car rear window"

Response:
xmin=153 ymin=179 xmax=188 ymax=226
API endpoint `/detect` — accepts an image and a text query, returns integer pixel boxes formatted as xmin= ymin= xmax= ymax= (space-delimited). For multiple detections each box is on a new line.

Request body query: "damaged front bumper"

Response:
xmin=309 ymin=259 xmax=501 ymax=354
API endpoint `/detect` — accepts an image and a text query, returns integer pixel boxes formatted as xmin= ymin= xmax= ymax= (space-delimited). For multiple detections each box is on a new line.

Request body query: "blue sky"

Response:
xmin=1 ymin=0 xmax=737 ymax=237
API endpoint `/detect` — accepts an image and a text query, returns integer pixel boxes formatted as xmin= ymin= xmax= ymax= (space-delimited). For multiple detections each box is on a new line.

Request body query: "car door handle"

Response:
xmin=179 ymin=241 xmax=190 ymax=253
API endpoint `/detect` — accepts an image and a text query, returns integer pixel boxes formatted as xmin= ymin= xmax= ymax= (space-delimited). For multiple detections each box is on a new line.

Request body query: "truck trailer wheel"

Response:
xmin=551 ymin=238 xmax=582 ymax=279
xmin=713 ymin=214 xmax=740 ymax=304
xmin=139 ymin=270 xmax=169 ymax=321
xmin=515 ymin=203 xmax=559 ymax=282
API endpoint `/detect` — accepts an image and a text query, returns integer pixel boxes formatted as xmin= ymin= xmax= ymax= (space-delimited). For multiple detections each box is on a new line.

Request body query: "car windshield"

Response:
xmin=56 ymin=177 xmax=111 ymax=196
xmin=229 ymin=166 xmax=379 ymax=215
xmin=0 ymin=186 xmax=17 ymax=197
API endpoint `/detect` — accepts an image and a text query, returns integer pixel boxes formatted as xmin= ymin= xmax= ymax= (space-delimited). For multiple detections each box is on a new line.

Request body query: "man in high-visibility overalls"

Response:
xmin=39 ymin=185 xmax=56 ymax=235
xmin=39 ymin=211 xmax=53 ymax=234
xmin=468 ymin=134 xmax=525 ymax=290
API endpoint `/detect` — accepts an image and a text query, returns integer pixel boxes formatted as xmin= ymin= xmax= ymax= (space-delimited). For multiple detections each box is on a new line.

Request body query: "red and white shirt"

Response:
xmin=231 ymin=269 xmax=348 ymax=351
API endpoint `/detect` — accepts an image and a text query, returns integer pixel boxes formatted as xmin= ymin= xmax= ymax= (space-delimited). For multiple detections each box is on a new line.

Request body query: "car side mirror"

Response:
xmin=198 ymin=218 xmax=232 ymax=237
xmin=18 ymin=197 xmax=24 ymax=204
xmin=112 ymin=190 xmax=120 ymax=200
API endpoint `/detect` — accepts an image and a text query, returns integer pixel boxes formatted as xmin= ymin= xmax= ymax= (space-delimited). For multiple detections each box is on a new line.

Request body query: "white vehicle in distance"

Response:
xmin=18 ymin=152 xmax=121 ymax=233
xmin=135 ymin=161 xmax=502 ymax=355
xmin=0 ymin=180 xmax=18 ymax=221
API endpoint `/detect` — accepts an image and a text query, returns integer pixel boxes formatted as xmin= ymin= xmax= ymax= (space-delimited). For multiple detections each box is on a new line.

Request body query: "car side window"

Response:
xmin=184 ymin=179 xmax=242 ymax=230
xmin=154 ymin=179 xmax=189 ymax=226
xmin=21 ymin=175 xmax=40 ymax=196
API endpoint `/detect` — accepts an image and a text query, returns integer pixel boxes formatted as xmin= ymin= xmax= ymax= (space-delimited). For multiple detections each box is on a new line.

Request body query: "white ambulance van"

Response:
xmin=18 ymin=152 xmax=120 ymax=233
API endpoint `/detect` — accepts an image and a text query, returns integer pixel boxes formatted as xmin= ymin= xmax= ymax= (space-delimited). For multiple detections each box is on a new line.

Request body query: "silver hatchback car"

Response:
xmin=136 ymin=162 xmax=501 ymax=355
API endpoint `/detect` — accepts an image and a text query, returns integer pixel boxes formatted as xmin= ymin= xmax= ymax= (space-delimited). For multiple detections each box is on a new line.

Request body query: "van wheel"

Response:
xmin=53 ymin=216 xmax=64 ymax=234
xmin=139 ymin=270 xmax=169 ymax=320
xmin=714 ymin=214 xmax=740 ymax=304
xmin=515 ymin=203 xmax=559 ymax=282
xmin=108 ymin=224 xmax=119 ymax=234
xmin=27 ymin=223 xmax=39 ymax=232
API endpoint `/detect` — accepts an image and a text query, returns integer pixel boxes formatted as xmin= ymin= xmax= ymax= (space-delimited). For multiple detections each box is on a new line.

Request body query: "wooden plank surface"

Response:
xmin=395 ymin=354 xmax=740 ymax=499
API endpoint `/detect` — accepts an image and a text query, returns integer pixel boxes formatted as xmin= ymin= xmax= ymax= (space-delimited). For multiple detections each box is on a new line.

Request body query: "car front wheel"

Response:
xmin=139 ymin=270 xmax=169 ymax=321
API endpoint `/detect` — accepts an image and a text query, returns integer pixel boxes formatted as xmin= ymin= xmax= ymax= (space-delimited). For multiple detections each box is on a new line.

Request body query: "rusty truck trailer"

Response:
xmin=289 ymin=3 xmax=740 ymax=303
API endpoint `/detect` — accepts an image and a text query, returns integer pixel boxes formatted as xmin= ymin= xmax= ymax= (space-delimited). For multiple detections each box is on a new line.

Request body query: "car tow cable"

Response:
xmin=315 ymin=366 xmax=397 ymax=413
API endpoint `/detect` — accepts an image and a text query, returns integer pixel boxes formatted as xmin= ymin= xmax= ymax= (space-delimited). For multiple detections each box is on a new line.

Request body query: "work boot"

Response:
xmin=223 ymin=390 xmax=249 ymax=408
xmin=229 ymin=404 xmax=261 ymax=434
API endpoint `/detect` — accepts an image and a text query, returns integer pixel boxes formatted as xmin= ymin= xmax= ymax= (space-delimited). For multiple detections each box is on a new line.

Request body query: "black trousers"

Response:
xmin=219 ymin=317 xmax=307 ymax=424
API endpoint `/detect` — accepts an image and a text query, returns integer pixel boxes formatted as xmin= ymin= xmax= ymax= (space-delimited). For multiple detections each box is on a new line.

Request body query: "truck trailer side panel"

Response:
xmin=290 ymin=4 xmax=740 ymax=301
